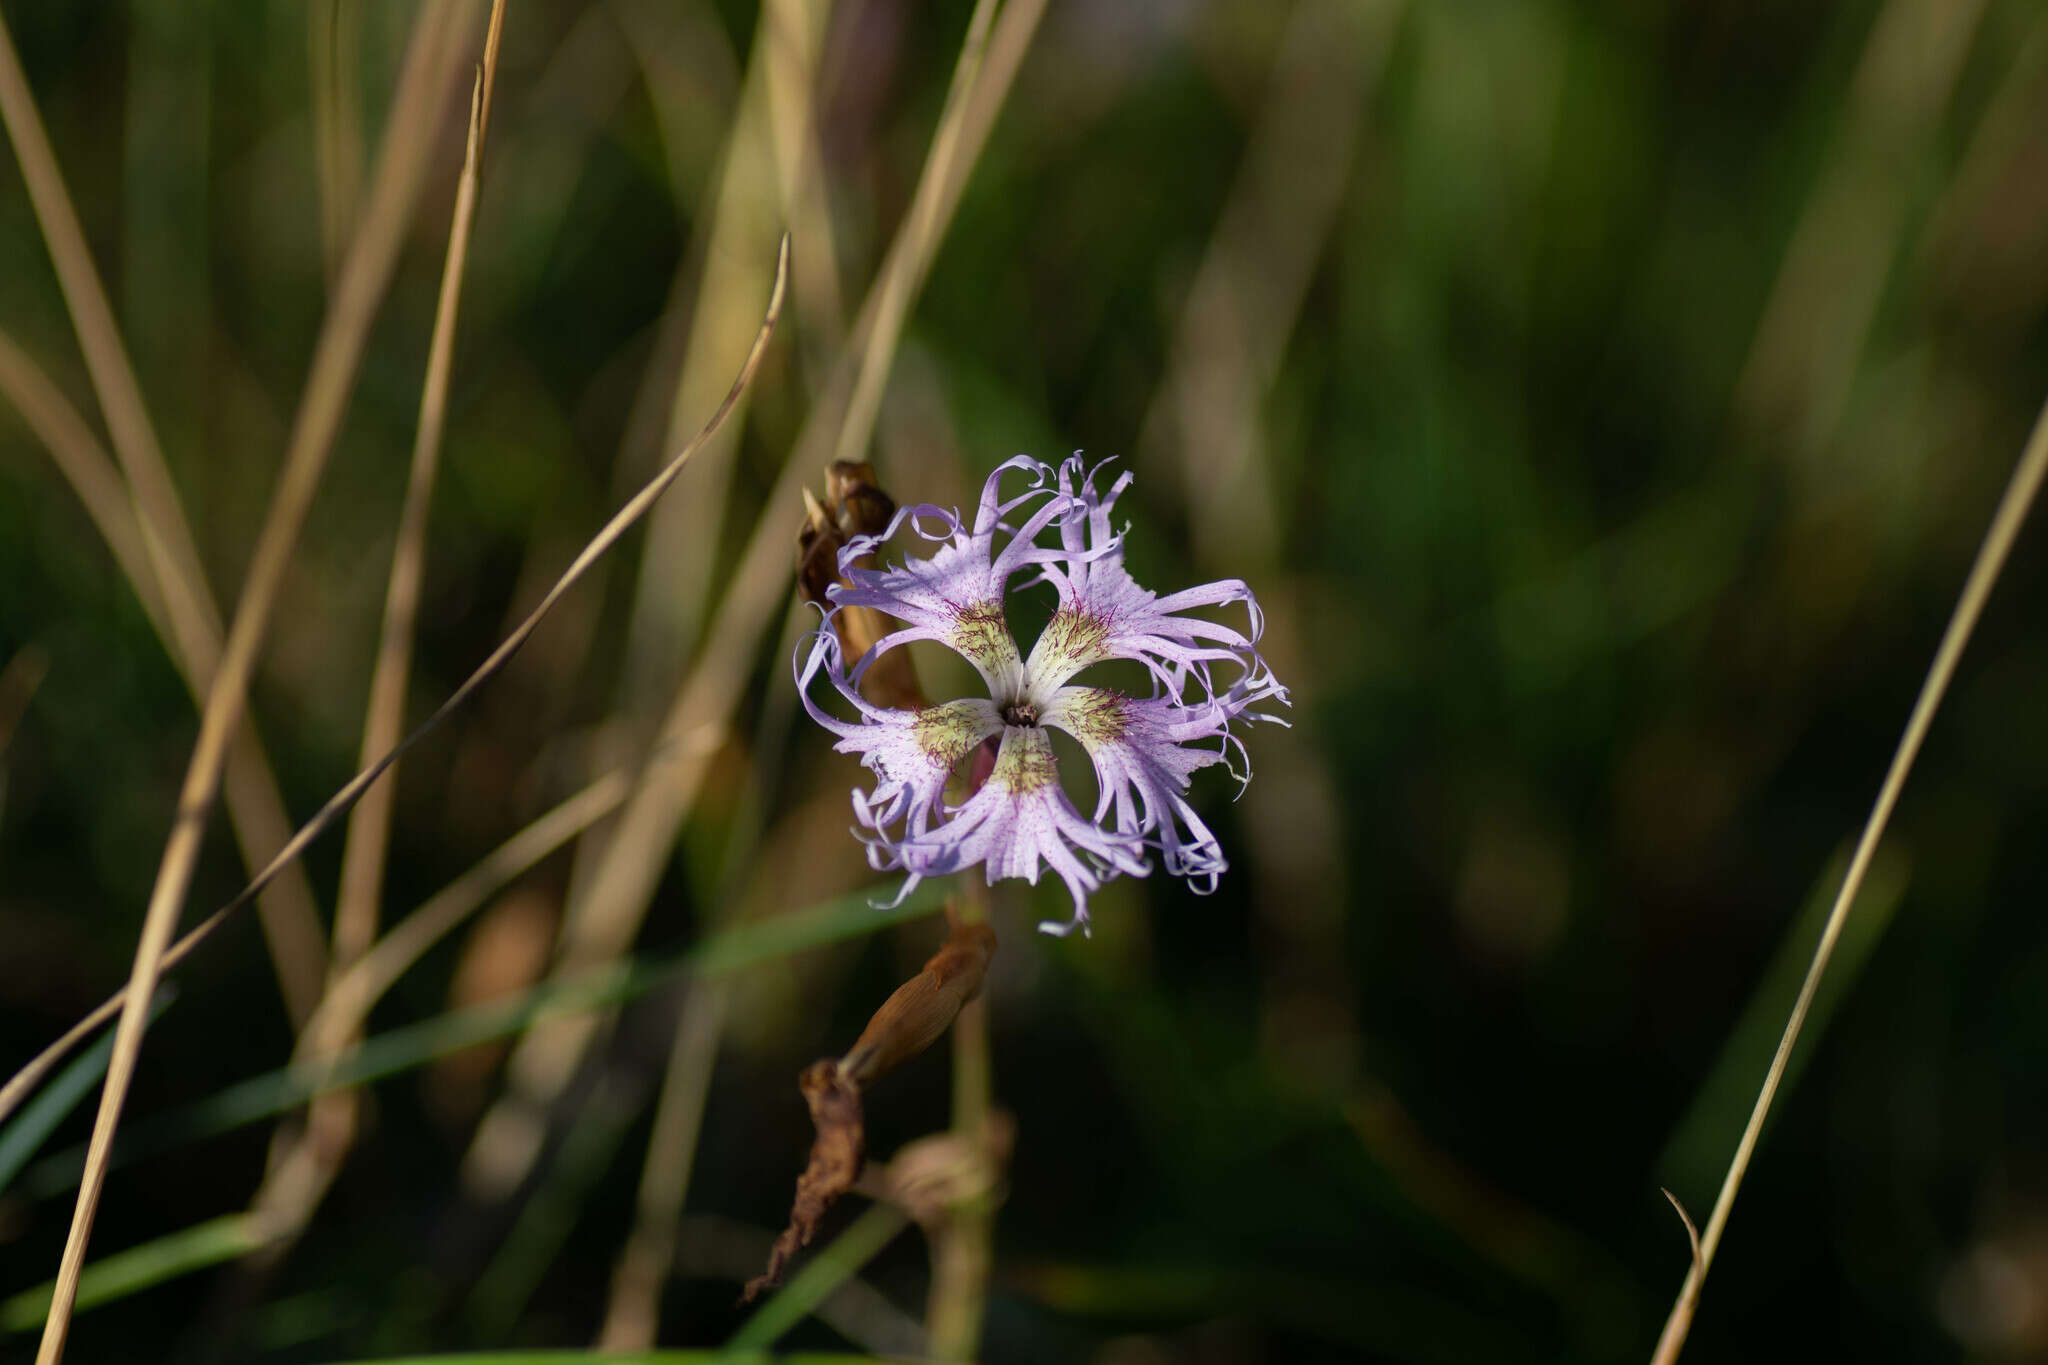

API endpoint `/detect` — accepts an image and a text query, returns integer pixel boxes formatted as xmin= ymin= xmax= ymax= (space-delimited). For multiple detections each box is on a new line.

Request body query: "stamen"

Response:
xmin=1001 ymin=700 xmax=1039 ymax=727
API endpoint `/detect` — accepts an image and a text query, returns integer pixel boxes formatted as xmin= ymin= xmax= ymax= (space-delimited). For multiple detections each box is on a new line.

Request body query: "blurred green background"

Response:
xmin=3 ymin=0 xmax=2047 ymax=1361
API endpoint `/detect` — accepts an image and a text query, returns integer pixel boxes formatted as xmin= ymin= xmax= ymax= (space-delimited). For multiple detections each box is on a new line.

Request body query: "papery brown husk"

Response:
xmin=742 ymin=908 xmax=996 ymax=1300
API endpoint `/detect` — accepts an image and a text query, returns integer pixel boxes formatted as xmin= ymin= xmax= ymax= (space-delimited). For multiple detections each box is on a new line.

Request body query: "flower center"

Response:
xmin=1000 ymin=699 xmax=1039 ymax=727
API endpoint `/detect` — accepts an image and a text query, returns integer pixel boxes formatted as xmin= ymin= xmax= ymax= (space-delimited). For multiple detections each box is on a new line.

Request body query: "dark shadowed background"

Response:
xmin=2 ymin=0 xmax=2047 ymax=1361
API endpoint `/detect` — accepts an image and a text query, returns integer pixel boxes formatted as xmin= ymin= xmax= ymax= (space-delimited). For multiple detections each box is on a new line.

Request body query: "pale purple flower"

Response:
xmin=797 ymin=455 xmax=1286 ymax=936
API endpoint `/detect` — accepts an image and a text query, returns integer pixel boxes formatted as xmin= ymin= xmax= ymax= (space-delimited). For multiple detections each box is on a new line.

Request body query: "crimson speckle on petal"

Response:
xmin=796 ymin=454 xmax=1287 ymax=935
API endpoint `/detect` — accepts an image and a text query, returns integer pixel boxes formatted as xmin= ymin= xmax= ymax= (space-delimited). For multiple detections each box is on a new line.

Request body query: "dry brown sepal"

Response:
xmin=742 ymin=906 xmax=996 ymax=1301
xmin=741 ymin=1059 xmax=865 ymax=1303
xmin=796 ymin=460 xmax=924 ymax=710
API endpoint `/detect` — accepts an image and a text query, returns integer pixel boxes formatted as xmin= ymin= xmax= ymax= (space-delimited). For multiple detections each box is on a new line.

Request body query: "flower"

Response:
xmin=796 ymin=455 xmax=1286 ymax=936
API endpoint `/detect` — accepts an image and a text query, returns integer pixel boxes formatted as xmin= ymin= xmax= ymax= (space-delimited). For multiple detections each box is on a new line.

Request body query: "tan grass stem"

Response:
xmin=0 ymin=336 xmax=334 ymax=1026
xmin=763 ymin=0 xmax=846 ymax=349
xmin=0 ymin=11 xmax=331 ymax=1024
xmin=596 ymin=980 xmax=732 ymax=1349
xmin=305 ymin=769 xmax=633 ymax=1068
xmin=30 ymin=4 xmax=477 ymax=1355
xmin=616 ymin=0 xmax=806 ymax=722
xmin=0 ymin=236 xmax=783 ymax=1164
xmin=310 ymin=0 xmax=366 ymax=288
xmin=830 ymin=0 xmax=998 ymax=472
xmin=1650 ymin=395 xmax=2048 ymax=1362
xmin=0 ymin=764 xmax=632 ymax=1140
xmin=0 ymin=334 xmax=169 ymax=629
xmin=251 ymin=1 xmax=511 ymax=1277
xmin=335 ymin=0 xmax=507 ymax=998
xmin=926 ymin=885 xmax=995 ymax=1361
xmin=0 ymin=644 xmax=48 ymax=761
xmin=1732 ymin=0 xmax=1986 ymax=459
xmin=458 ymin=0 xmax=1045 ymax=1205
xmin=594 ymin=0 xmax=836 ymax=1335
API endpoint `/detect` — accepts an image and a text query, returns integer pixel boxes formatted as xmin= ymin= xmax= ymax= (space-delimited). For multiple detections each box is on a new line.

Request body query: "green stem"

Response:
xmin=928 ymin=882 xmax=995 ymax=1360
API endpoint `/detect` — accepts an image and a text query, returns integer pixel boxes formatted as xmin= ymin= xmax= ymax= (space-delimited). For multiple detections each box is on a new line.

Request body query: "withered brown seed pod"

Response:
xmin=795 ymin=461 xmax=923 ymax=710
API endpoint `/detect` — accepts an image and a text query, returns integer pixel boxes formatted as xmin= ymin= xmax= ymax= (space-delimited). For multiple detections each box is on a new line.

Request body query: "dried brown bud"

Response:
xmin=823 ymin=461 xmax=896 ymax=535
xmin=839 ymin=918 xmax=996 ymax=1087
xmin=795 ymin=461 xmax=924 ymax=710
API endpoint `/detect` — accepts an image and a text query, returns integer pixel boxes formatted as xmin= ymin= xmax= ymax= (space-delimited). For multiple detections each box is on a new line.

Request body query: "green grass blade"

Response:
xmin=1657 ymin=845 xmax=1910 ymax=1198
xmin=1 ymin=1213 xmax=262 ymax=1333
xmin=0 ymin=991 xmax=172 ymax=1195
xmin=305 ymin=1354 xmax=896 ymax=1364
xmin=461 ymin=1074 xmax=643 ymax=1340
xmin=18 ymin=881 xmax=945 ymax=1197
xmin=725 ymin=1204 xmax=912 ymax=1353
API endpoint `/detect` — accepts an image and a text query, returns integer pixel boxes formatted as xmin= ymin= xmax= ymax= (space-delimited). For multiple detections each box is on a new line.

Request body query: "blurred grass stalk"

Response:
xmin=1160 ymin=0 xmax=1399 ymax=1095
xmin=596 ymin=2 xmax=834 ymax=1336
xmin=927 ymin=887 xmax=997 ymax=1361
xmin=598 ymin=0 xmax=1051 ymax=1351
xmin=0 ymin=883 xmax=950 ymax=1333
xmin=1652 ymin=392 xmax=2048 ymax=1361
xmin=310 ymin=0 xmax=366 ymax=290
xmin=15 ymin=0 xmax=479 ymax=1355
xmin=0 ymin=9 xmax=331 ymax=1028
xmin=460 ymin=8 xmax=1046 ymax=1352
xmin=244 ymin=0 xmax=509 ymax=1283
xmin=0 ymin=643 xmax=48 ymax=763
xmin=1657 ymin=846 xmax=1909 ymax=1196
xmin=1644 ymin=1 xmax=2009 ymax=1357
xmin=613 ymin=0 xmax=821 ymax=728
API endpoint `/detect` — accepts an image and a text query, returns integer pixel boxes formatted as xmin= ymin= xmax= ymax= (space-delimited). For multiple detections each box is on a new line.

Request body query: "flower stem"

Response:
xmin=927 ymin=882 xmax=996 ymax=1360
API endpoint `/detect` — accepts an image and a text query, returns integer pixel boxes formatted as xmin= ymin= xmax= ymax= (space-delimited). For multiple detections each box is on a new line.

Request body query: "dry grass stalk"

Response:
xmin=762 ymin=0 xmax=846 ymax=350
xmin=923 ymin=881 xmax=999 ymax=1361
xmin=597 ymin=979 xmax=733 ymax=1349
xmin=1142 ymin=0 xmax=1397 ymax=563
xmin=617 ymin=0 xmax=820 ymax=720
xmin=28 ymin=4 xmax=478 ymax=1352
xmin=830 ymin=0 xmax=998 ymax=473
xmin=1133 ymin=0 xmax=1397 ymax=1100
xmin=336 ymin=0 xmax=506 ymax=981
xmin=249 ymin=0 xmax=513 ymax=1275
xmin=1732 ymin=0 xmax=1987 ymax=460
xmin=459 ymin=0 xmax=1045 ymax=1205
xmin=0 ymin=12 xmax=331 ymax=1025
xmin=0 ymin=644 xmax=49 ymax=761
xmin=1650 ymin=395 xmax=2048 ymax=1362
xmin=0 ymin=234 xmax=786 ymax=1158
xmin=303 ymin=768 xmax=631 ymax=1065
xmin=309 ymin=0 xmax=366 ymax=288
xmin=0 ymin=330 xmax=332 ymax=1029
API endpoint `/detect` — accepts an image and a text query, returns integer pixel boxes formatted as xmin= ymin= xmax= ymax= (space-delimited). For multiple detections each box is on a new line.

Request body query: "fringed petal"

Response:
xmin=892 ymin=726 xmax=1150 ymax=937
xmin=794 ymin=454 xmax=1287 ymax=932
xmin=1020 ymin=455 xmax=1284 ymax=703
